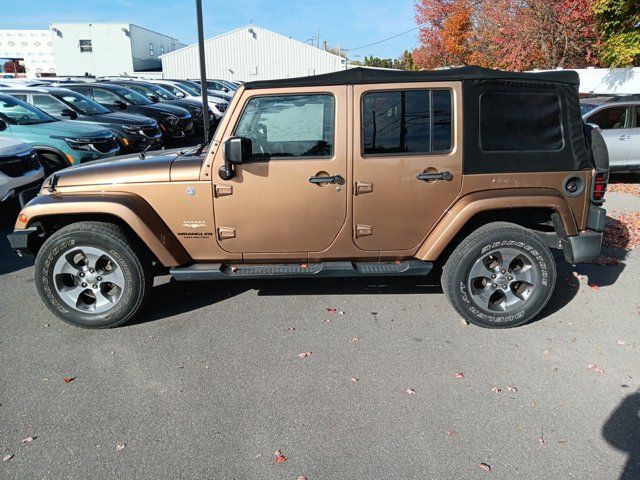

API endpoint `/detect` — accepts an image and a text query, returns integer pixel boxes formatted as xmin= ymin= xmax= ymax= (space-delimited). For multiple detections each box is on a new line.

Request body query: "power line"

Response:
xmin=347 ymin=23 xmax=427 ymax=52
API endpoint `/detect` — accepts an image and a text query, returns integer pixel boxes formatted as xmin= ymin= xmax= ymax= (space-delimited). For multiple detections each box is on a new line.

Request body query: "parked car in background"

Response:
xmin=174 ymin=79 xmax=233 ymax=102
xmin=63 ymin=83 xmax=194 ymax=144
xmin=0 ymin=138 xmax=44 ymax=202
xmin=0 ymin=92 xmax=119 ymax=172
xmin=104 ymin=80 xmax=216 ymax=131
xmin=189 ymin=79 xmax=237 ymax=93
xmin=0 ymin=87 xmax=162 ymax=153
xmin=581 ymin=95 xmax=639 ymax=173
xmin=145 ymin=79 xmax=229 ymax=118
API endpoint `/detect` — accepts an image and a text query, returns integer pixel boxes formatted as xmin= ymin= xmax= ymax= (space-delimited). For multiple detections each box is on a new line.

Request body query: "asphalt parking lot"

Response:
xmin=1 ymin=185 xmax=639 ymax=480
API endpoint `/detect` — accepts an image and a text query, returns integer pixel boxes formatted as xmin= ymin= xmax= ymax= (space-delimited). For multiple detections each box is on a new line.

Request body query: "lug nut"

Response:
xmin=81 ymin=282 xmax=87 ymax=287
xmin=502 ymin=284 xmax=508 ymax=289
xmin=501 ymin=269 xmax=506 ymax=274
xmin=89 ymin=269 xmax=94 ymax=274
xmin=97 ymin=276 xmax=102 ymax=281
xmin=491 ymin=274 xmax=496 ymax=279
xmin=508 ymin=276 xmax=513 ymax=281
xmin=491 ymin=283 xmax=497 ymax=289
xmin=79 ymin=272 xmax=85 ymax=277
xmin=93 ymin=284 xmax=98 ymax=289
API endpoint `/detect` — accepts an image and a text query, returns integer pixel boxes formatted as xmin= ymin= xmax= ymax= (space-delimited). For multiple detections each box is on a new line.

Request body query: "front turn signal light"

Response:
xmin=18 ymin=213 xmax=28 ymax=224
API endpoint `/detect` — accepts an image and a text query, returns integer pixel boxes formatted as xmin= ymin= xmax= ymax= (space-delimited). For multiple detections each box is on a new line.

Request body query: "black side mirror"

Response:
xmin=60 ymin=108 xmax=78 ymax=119
xmin=149 ymin=94 xmax=160 ymax=103
xmin=223 ymin=87 xmax=229 ymax=92
xmin=114 ymin=100 xmax=127 ymax=110
xmin=0 ymin=119 xmax=7 ymax=131
xmin=175 ymin=91 xmax=186 ymax=98
xmin=219 ymin=136 xmax=252 ymax=180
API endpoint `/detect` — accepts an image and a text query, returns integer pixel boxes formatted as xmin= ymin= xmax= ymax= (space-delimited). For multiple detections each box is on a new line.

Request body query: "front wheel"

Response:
xmin=35 ymin=222 xmax=153 ymax=328
xmin=442 ymin=222 xmax=556 ymax=328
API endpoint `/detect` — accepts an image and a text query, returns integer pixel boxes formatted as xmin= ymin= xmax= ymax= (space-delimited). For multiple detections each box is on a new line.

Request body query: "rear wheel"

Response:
xmin=442 ymin=222 xmax=556 ymax=328
xmin=35 ymin=222 xmax=153 ymax=328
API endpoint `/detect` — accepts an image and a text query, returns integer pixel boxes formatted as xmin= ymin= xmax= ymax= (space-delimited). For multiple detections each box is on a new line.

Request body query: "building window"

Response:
xmin=362 ymin=89 xmax=453 ymax=155
xmin=160 ymin=45 xmax=164 ymax=55
xmin=79 ymin=39 xmax=92 ymax=53
xmin=149 ymin=43 xmax=154 ymax=56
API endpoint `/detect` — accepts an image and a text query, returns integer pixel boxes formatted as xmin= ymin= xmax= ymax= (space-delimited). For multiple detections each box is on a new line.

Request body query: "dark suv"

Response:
xmin=1 ymin=87 xmax=162 ymax=153
xmin=63 ymin=83 xmax=194 ymax=144
xmin=105 ymin=80 xmax=216 ymax=133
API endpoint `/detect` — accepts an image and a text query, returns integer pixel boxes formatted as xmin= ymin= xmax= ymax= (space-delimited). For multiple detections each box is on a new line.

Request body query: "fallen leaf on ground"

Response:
xmin=454 ymin=372 xmax=464 ymax=379
xmin=63 ymin=376 xmax=75 ymax=383
xmin=42 ymin=323 xmax=49 ymax=327
xmin=459 ymin=318 xmax=469 ymax=326
xmin=572 ymin=271 xmax=585 ymax=280
xmin=254 ymin=453 xmax=262 ymax=459
xmin=21 ymin=437 xmax=34 ymax=444
xmin=479 ymin=462 xmax=491 ymax=472
xmin=587 ymin=364 xmax=604 ymax=374
xmin=590 ymin=284 xmax=600 ymax=292
xmin=327 ymin=308 xmax=345 ymax=315
xmin=617 ymin=340 xmax=628 ymax=346
xmin=539 ymin=429 xmax=546 ymax=446
xmin=585 ymin=256 xmax=622 ymax=266
xmin=351 ymin=377 xmax=359 ymax=383
xmin=274 ymin=451 xmax=288 ymax=463
xmin=604 ymin=212 xmax=640 ymax=249
xmin=491 ymin=387 xmax=502 ymax=393
xmin=447 ymin=430 xmax=455 ymax=436
xmin=350 ymin=337 xmax=360 ymax=342
xmin=297 ymin=476 xmax=308 ymax=480
xmin=287 ymin=327 xmax=296 ymax=331
xmin=406 ymin=388 xmax=416 ymax=396
xmin=298 ymin=351 xmax=312 ymax=358
xmin=3 ymin=454 xmax=14 ymax=462
xmin=507 ymin=386 xmax=518 ymax=394
xmin=115 ymin=443 xmax=126 ymax=452
xmin=543 ymin=350 xmax=550 ymax=356
xmin=608 ymin=182 xmax=640 ymax=197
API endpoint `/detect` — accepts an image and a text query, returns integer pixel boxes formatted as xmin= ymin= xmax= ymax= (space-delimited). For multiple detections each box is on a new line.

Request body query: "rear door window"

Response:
xmin=32 ymin=94 xmax=68 ymax=115
xmin=587 ymin=106 xmax=630 ymax=130
xmin=92 ymin=88 xmax=122 ymax=105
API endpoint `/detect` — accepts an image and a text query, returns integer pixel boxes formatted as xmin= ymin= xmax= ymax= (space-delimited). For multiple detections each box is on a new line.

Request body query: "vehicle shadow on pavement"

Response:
xmin=0 ymin=200 xmax=34 ymax=275
xmin=602 ymin=391 xmax=640 ymax=480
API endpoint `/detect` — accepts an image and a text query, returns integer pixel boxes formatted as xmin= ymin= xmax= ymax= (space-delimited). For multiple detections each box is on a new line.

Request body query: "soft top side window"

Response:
xmin=234 ymin=94 xmax=335 ymax=160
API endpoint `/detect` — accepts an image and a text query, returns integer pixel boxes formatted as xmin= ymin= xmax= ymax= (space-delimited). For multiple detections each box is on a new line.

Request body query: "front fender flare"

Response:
xmin=415 ymin=188 xmax=578 ymax=261
xmin=16 ymin=192 xmax=191 ymax=267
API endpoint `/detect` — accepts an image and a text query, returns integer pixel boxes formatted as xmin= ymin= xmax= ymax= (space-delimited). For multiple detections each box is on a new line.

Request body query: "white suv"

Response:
xmin=0 ymin=138 xmax=44 ymax=202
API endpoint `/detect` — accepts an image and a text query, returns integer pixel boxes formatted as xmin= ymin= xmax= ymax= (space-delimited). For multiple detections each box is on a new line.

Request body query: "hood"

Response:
xmin=96 ymin=112 xmax=158 ymax=126
xmin=31 ymin=120 xmax=113 ymax=138
xmin=0 ymin=137 xmax=32 ymax=156
xmin=141 ymin=103 xmax=191 ymax=117
xmin=54 ymin=153 xmax=180 ymax=187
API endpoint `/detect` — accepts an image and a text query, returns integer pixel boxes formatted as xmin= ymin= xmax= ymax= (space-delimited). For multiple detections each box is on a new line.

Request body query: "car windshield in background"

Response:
xmin=580 ymin=103 xmax=598 ymax=115
xmin=143 ymin=84 xmax=178 ymax=101
xmin=176 ymin=83 xmax=199 ymax=96
xmin=0 ymin=96 xmax=58 ymax=125
xmin=112 ymin=86 xmax=153 ymax=106
xmin=59 ymin=91 xmax=111 ymax=115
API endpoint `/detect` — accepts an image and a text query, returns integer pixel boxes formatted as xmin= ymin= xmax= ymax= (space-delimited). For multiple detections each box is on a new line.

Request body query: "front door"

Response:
xmin=352 ymin=82 xmax=463 ymax=251
xmin=586 ymin=105 xmax=632 ymax=169
xmin=212 ymin=86 xmax=347 ymax=254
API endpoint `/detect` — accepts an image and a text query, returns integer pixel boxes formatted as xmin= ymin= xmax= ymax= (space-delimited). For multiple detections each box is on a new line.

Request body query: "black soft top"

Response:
xmin=244 ymin=66 xmax=579 ymax=90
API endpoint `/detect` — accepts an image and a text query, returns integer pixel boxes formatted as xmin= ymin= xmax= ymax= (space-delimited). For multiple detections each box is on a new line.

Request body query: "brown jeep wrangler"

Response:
xmin=8 ymin=67 xmax=609 ymax=329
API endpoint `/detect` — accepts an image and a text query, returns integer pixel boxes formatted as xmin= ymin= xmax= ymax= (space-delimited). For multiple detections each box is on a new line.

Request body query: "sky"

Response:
xmin=0 ymin=0 xmax=420 ymax=59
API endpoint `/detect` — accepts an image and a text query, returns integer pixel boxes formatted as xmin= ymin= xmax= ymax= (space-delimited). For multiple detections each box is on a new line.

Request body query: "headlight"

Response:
xmin=122 ymin=125 xmax=141 ymax=134
xmin=53 ymin=136 xmax=95 ymax=151
xmin=165 ymin=115 xmax=179 ymax=126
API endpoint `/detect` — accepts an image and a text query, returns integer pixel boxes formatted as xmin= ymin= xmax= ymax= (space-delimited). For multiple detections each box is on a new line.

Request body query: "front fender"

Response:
xmin=416 ymin=188 xmax=578 ymax=261
xmin=15 ymin=192 xmax=191 ymax=267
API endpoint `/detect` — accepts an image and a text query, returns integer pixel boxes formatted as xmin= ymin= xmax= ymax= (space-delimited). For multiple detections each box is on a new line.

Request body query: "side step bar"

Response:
xmin=170 ymin=260 xmax=433 ymax=281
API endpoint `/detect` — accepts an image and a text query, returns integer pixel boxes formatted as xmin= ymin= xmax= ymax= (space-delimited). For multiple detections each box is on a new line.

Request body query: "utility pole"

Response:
xmin=196 ymin=0 xmax=209 ymax=143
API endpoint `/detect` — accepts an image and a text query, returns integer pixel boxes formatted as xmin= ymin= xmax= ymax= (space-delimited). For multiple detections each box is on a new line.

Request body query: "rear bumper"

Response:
xmin=556 ymin=205 xmax=605 ymax=263
xmin=7 ymin=227 xmax=40 ymax=257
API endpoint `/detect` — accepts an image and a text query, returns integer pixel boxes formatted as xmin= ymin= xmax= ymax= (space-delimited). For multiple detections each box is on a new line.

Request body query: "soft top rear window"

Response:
xmin=479 ymin=91 xmax=564 ymax=152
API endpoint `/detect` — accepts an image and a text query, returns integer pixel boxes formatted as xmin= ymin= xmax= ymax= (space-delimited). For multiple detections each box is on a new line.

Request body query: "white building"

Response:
xmin=50 ymin=23 xmax=186 ymax=77
xmin=0 ymin=30 xmax=56 ymax=78
xmin=160 ymin=25 xmax=347 ymax=81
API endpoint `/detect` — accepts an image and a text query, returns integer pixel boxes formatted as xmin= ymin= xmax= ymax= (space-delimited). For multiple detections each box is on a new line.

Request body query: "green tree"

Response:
xmin=592 ymin=0 xmax=640 ymax=66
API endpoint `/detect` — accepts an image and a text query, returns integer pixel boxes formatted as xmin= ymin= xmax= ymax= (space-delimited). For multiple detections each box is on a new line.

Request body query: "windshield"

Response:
xmin=220 ymin=80 xmax=238 ymax=91
xmin=580 ymin=103 xmax=598 ymax=115
xmin=0 ymin=95 xmax=58 ymax=125
xmin=140 ymin=83 xmax=177 ymax=101
xmin=112 ymin=86 xmax=153 ymax=106
xmin=173 ymin=82 xmax=198 ymax=96
xmin=58 ymin=90 xmax=111 ymax=115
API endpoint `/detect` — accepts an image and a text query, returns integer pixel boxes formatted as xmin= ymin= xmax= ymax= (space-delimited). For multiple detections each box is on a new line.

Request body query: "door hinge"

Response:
xmin=355 ymin=224 xmax=373 ymax=237
xmin=215 ymin=184 xmax=233 ymax=197
xmin=355 ymin=181 xmax=373 ymax=195
xmin=217 ymin=227 xmax=236 ymax=240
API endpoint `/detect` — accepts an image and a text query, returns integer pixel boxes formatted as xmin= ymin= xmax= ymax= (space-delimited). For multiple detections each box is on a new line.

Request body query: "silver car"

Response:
xmin=581 ymin=96 xmax=639 ymax=173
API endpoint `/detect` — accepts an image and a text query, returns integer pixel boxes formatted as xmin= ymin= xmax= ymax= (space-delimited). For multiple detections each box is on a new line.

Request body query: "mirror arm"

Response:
xmin=218 ymin=162 xmax=235 ymax=180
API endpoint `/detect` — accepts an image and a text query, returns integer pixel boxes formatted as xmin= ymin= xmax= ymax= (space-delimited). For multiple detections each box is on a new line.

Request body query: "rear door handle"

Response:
xmin=309 ymin=174 xmax=344 ymax=184
xmin=417 ymin=171 xmax=452 ymax=181
xmin=618 ymin=135 xmax=630 ymax=140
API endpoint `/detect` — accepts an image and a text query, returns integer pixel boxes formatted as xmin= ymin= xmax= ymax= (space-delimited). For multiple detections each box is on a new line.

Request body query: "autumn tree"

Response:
xmin=592 ymin=0 xmax=640 ymax=66
xmin=413 ymin=0 xmax=600 ymax=71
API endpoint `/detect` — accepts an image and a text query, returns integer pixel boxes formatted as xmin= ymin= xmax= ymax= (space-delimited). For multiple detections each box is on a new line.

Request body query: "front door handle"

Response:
xmin=309 ymin=174 xmax=344 ymax=184
xmin=618 ymin=135 xmax=630 ymax=140
xmin=417 ymin=171 xmax=452 ymax=181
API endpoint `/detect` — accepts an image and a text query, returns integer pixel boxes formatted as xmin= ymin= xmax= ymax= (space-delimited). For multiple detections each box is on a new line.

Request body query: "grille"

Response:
xmin=92 ymin=137 xmax=119 ymax=153
xmin=192 ymin=108 xmax=203 ymax=119
xmin=0 ymin=150 xmax=39 ymax=178
xmin=140 ymin=125 xmax=160 ymax=136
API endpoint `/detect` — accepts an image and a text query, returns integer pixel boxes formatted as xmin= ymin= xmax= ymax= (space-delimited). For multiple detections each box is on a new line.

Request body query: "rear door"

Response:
xmin=629 ymin=106 xmax=640 ymax=168
xmin=352 ymin=82 xmax=462 ymax=251
xmin=212 ymin=86 xmax=347 ymax=254
xmin=586 ymin=105 xmax=632 ymax=169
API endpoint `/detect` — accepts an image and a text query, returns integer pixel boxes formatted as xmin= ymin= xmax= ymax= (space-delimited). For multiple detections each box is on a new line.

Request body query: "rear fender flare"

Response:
xmin=16 ymin=192 xmax=190 ymax=267
xmin=416 ymin=188 xmax=578 ymax=261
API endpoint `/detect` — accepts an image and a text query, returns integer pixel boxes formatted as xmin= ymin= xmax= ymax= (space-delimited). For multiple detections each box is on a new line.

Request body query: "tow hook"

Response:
xmin=47 ymin=174 xmax=58 ymax=192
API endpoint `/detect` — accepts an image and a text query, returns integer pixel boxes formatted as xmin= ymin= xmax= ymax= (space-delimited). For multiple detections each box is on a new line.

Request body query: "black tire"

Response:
xmin=37 ymin=151 xmax=69 ymax=175
xmin=442 ymin=222 xmax=556 ymax=328
xmin=35 ymin=222 xmax=153 ymax=328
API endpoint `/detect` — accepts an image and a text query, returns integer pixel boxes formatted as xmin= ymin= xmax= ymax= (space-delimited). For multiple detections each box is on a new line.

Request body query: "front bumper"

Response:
xmin=7 ymin=227 xmax=41 ymax=257
xmin=556 ymin=205 xmax=605 ymax=263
